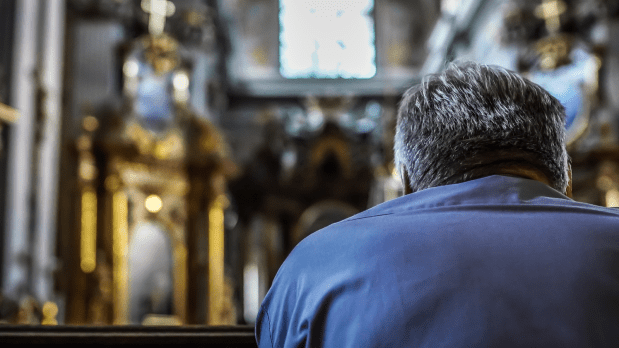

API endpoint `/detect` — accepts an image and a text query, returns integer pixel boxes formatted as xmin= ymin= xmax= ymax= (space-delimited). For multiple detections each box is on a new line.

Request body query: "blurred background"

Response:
xmin=0 ymin=0 xmax=618 ymax=326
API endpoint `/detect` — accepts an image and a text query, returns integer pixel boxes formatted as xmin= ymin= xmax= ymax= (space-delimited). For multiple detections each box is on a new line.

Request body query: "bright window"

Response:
xmin=279 ymin=0 xmax=376 ymax=79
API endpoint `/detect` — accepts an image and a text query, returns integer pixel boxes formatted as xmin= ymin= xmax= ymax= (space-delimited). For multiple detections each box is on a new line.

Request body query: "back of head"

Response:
xmin=394 ymin=61 xmax=570 ymax=194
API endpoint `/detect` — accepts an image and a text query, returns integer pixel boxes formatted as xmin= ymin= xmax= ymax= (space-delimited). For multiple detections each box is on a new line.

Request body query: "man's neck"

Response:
xmin=495 ymin=167 xmax=551 ymax=186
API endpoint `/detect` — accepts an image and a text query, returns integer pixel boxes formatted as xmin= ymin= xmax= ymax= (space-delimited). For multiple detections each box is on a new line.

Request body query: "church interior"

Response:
xmin=0 ymin=0 xmax=618 ymax=339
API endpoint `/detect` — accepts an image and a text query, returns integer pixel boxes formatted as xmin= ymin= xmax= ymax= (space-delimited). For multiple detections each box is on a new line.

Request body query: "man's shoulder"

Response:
xmin=260 ymin=177 xmax=619 ymax=347
xmin=282 ymin=175 xmax=619 ymax=274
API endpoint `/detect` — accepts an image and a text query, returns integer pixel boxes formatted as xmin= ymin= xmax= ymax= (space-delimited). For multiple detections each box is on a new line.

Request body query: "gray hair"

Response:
xmin=394 ymin=61 xmax=570 ymax=193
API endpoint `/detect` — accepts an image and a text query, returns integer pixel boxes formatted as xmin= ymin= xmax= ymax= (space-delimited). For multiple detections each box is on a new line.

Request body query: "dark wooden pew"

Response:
xmin=0 ymin=325 xmax=257 ymax=346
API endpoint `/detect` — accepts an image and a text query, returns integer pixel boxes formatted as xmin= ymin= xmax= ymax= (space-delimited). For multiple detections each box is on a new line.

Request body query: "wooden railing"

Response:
xmin=0 ymin=325 xmax=257 ymax=346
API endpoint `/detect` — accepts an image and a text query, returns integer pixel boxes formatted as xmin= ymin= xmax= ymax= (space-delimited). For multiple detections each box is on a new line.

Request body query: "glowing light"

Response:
xmin=355 ymin=118 xmax=376 ymax=133
xmin=279 ymin=0 xmax=376 ymax=79
xmin=145 ymin=194 xmax=163 ymax=213
xmin=79 ymin=161 xmax=97 ymax=181
xmin=365 ymin=100 xmax=382 ymax=119
xmin=391 ymin=166 xmax=400 ymax=181
xmin=142 ymin=0 xmax=176 ymax=36
xmin=535 ymin=0 xmax=566 ymax=34
xmin=606 ymin=189 xmax=619 ymax=208
xmin=83 ymin=115 xmax=99 ymax=132
xmin=123 ymin=60 xmax=139 ymax=78
xmin=173 ymin=72 xmax=190 ymax=103
xmin=441 ymin=0 xmax=460 ymax=15
xmin=306 ymin=110 xmax=324 ymax=131
xmin=173 ymin=72 xmax=189 ymax=90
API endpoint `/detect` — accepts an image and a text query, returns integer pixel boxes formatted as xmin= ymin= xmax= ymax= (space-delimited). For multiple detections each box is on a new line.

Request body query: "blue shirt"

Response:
xmin=256 ymin=175 xmax=619 ymax=347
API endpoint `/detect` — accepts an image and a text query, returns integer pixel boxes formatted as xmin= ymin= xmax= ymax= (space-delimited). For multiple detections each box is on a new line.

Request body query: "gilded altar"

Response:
xmin=59 ymin=2 xmax=236 ymax=325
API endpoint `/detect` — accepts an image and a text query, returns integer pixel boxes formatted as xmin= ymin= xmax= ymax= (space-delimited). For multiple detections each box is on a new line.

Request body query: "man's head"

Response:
xmin=394 ymin=61 xmax=570 ymax=194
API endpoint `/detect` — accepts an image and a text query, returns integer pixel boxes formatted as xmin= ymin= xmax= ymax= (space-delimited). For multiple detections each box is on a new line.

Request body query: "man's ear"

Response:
xmin=400 ymin=167 xmax=413 ymax=195
xmin=566 ymin=166 xmax=573 ymax=198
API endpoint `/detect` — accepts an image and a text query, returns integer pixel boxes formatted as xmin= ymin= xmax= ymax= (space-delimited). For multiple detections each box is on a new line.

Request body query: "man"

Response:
xmin=255 ymin=62 xmax=619 ymax=347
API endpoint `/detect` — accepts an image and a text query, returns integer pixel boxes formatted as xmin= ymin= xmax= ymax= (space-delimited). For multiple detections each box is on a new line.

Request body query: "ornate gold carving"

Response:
xmin=67 ymin=6 xmax=234 ymax=323
xmin=143 ymin=35 xmax=179 ymax=75
xmin=17 ymin=296 xmax=40 ymax=324
xmin=126 ymin=122 xmax=186 ymax=160
xmin=126 ymin=122 xmax=153 ymax=154
xmin=199 ymin=123 xmax=226 ymax=156
xmin=41 ymin=302 xmax=59 ymax=325
xmin=79 ymin=160 xmax=97 ymax=182
xmin=78 ymin=116 xmax=100 ymax=274
xmin=534 ymin=34 xmax=572 ymax=70
xmin=112 ymin=191 xmax=129 ymax=324
xmin=80 ymin=189 xmax=97 ymax=273
xmin=113 ymin=160 xmax=189 ymax=196
xmin=153 ymin=132 xmax=184 ymax=160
